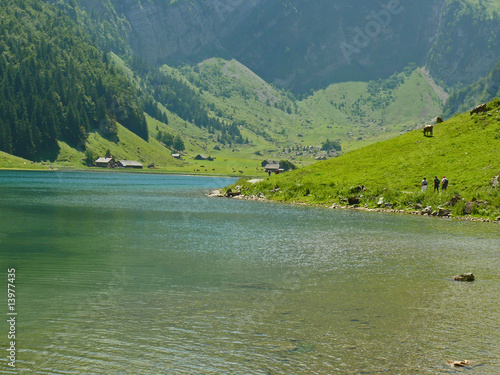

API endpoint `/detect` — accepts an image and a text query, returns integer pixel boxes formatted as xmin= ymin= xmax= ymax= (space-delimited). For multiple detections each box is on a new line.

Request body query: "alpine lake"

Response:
xmin=0 ymin=171 xmax=498 ymax=374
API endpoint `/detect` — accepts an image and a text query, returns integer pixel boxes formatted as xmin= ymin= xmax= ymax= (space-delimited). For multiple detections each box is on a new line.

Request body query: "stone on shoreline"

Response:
xmin=225 ymin=189 xmax=241 ymax=198
xmin=210 ymin=188 xmax=242 ymax=198
xmin=437 ymin=208 xmax=451 ymax=217
xmin=464 ymin=201 xmax=475 ymax=215
xmin=421 ymin=206 xmax=433 ymax=215
xmin=208 ymin=189 xmax=225 ymax=198
xmin=348 ymin=196 xmax=360 ymax=205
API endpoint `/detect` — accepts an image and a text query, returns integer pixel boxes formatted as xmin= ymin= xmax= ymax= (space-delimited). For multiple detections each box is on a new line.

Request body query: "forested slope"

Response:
xmin=0 ymin=0 xmax=147 ymax=161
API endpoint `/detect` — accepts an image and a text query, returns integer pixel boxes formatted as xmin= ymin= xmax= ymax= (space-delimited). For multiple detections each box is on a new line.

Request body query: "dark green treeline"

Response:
xmin=0 ymin=0 xmax=147 ymax=160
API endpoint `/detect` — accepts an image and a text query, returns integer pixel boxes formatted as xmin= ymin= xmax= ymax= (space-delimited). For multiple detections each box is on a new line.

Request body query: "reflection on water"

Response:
xmin=0 ymin=171 xmax=499 ymax=374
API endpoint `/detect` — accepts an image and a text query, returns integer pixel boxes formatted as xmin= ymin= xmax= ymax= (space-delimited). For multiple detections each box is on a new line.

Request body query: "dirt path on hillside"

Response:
xmin=421 ymin=67 xmax=449 ymax=104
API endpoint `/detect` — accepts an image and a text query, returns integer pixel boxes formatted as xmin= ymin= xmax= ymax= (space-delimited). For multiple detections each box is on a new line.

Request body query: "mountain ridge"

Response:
xmin=0 ymin=0 xmax=499 ymax=173
xmin=52 ymin=0 xmax=500 ymax=94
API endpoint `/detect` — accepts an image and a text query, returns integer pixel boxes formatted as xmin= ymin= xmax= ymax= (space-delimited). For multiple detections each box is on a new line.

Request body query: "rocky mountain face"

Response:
xmin=426 ymin=0 xmax=500 ymax=87
xmin=443 ymin=62 xmax=500 ymax=117
xmin=62 ymin=0 xmax=430 ymax=92
xmin=53 ymin=0 xmax=500 ymax=94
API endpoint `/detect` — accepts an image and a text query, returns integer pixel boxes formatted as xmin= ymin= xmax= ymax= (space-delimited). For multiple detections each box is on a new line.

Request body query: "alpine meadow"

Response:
xmin=1 ymin=1 xmax=500 ymax=374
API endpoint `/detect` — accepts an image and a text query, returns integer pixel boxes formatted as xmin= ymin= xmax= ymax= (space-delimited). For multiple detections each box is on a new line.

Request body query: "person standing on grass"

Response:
xmin=442 ymin=176 xmax=448 ymax=191
xmin=434 ymin=176 xmax=440 ymax=192
xmin=421 ymin=177 xmax=428 ymax=192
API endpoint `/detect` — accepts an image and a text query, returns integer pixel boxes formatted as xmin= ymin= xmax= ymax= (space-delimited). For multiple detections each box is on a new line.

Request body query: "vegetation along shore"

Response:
xmin=219 ymin=99 xmax=500 ymax=222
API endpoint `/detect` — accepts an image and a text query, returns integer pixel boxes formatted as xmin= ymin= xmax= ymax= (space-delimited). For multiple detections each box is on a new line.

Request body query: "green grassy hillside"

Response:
xmin=231 ymin=99 xmax=500 ymax=220
xmin=0 ymin=114 xmax=267 ymax=176
xmin=300 ymin=66 xmax=443 ymax=150
xmin=0 ymin=151 xmax=48 ymax=170
xmin=0 ymin=58 xmax=446 ymax=175
xmin=175 ymin=59 xmax=443 ymax=156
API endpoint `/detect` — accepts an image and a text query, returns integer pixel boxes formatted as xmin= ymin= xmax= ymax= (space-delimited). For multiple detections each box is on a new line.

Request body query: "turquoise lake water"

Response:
xmin=0 ymin=171 xmax=499 ymax=374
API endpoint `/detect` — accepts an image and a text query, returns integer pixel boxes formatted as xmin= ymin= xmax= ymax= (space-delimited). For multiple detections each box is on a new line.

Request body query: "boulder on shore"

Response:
xmin=464 ymin=201 xmax=475 ymax=215
xmin=450 ymin=273 xmax=475 ymax=282
xmin=348 ymin=196 xmax=360 ymax=205
xmin=224 ymin=189 xmax=241 ymax=198
xmin=421 ymin=206 xmax=433 ymax=215
xmin=437 ymin=208 xmax=451 ymax=217
xmin=208 ymin=189 xmax=225 ymax=198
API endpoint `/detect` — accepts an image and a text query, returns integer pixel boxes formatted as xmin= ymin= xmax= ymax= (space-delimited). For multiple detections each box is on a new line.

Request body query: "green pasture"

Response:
xmin=231 ymin=99 xmax=500 ymax=219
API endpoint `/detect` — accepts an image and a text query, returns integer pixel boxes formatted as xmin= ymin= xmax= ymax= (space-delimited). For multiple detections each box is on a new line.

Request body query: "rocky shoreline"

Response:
xmin=209 ymin=189 xmax=500 ymax=224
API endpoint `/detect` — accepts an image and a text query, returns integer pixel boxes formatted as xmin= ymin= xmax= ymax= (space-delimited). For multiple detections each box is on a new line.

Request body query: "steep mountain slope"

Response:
xmin=426 ymin=0 xmax=500 ymax=87
xmin=0 ymin=0 xmax=147 ymax=161
xmin=166 ymin=59 xmax=443 ymax=154
xmin=300 ymin=65 xmax=443 ymax=149
xmin=47 ymin=0 xmax=500 ymax=95
xmin=1 ymin=0 xmax=498 ymax=171
xmin=443 ymin=61 xmax=500 ymax=117
xmin=42 ymin=0 xmax=500 ymax=126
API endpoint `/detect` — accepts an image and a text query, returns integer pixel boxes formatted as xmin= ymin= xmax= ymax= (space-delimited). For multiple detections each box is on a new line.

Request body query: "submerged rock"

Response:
xmin=450 ymin=273 xmax=475 ymax=282
xmin=446 ymin=360 xmax=470 ymax=367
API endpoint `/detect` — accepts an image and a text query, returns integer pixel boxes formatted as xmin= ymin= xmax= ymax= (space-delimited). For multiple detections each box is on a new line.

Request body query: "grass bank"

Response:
xmin=225 ymin=99 xmax=500 ymax=221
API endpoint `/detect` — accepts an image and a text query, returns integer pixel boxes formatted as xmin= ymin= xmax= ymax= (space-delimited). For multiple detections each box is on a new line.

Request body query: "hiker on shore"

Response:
xmin=421 ymin=177 xmax=428 ymax=192
xmin=441 ymin=176 xmax=448 ymax=191
xmin=434 ymin=176 xmax=440 ymax=192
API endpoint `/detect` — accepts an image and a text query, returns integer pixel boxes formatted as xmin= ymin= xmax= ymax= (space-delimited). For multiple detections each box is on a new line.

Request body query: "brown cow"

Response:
xmin=436 ymin=116 xmax=443 ymax=123
xmin=423 ymin=125 xmax=433 ymax=136
xmin=470 ymin=103 xmax=487 ymax=115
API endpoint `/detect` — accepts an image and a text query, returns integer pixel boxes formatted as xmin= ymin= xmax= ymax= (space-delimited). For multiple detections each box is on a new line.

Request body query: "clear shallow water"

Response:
xmin=0 ymin=171 xmax=499 ymax=374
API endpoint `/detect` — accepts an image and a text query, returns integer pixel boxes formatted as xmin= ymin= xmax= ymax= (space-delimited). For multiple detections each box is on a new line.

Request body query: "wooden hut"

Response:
xmin=95 ymin=157 xmax=115 ymax=168
xmin=117 ymin=160 xmax=143 ymax=169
